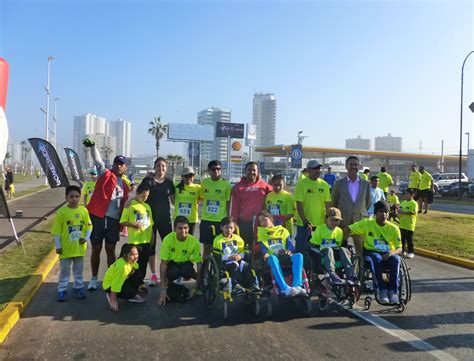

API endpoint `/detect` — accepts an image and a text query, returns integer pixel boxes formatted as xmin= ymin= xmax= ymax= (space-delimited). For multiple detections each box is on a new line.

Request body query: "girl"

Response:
xmin=174 ymin=167 xmax=201 ymax=234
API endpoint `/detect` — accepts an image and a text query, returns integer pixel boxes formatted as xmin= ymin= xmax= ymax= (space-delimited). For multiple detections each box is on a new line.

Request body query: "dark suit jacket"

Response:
xmin=331 ymin=176 xmax=371 ymax=227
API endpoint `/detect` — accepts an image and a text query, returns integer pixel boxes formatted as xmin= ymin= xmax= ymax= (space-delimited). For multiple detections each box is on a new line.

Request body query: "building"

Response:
xmin=73 ymin=114 xmax=108 ymax=165
xmin=197 ymin=107 xmax=231 ymax=165
xmin=375 ymin=133 xmax=403 ymax=152
xmin=346 ymin=136 xmax=371 ymax=150
xmin=252 ymin=93 xmax=276 ymax=151
xmin=109 ymin=119 xmax=132 ymax=157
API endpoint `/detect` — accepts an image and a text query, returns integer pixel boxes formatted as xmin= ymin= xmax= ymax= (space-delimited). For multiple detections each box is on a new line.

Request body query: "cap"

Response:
xmin=374 ymin=200 xmax=390 ymax=214
xmin=89 ymin=168 xmax=98 ymax=175
xmin=306 ymin=159 xmax=322 ymax=169
xmin=113 ymin=155 xmax=127 ymax=164
xmin=182 ymin=166 xmax=195 ymax=176
xmin=327 ymin=207 xmax=342 ymax=221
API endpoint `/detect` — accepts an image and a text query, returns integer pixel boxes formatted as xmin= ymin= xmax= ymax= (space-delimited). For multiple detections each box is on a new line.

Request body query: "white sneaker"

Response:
xmin=379 ymin=289 xmax=389 ymax=304
xmin=88 ymin=277 xmax=98 ymax=291
xmin=128 ymin=295 xmax=146 ymax=303
xmin=407 ymin=253 xmax=415 ymax=259
xmin=388 ymin=290 xmax=399 ymax=304
xmin=282 ymin=287 xmax=298 ymax=297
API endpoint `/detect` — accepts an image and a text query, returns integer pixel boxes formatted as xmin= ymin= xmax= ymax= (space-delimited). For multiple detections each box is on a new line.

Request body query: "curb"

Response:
xmin=0 ymin=248 xmax=58 ymax=344
xmin=416 ymin=247 xmax=474 ymax=270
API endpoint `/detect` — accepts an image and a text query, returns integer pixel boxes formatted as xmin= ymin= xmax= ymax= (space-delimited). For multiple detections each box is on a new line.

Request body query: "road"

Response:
xmin=430 ymin=202 xmax=474 ymax=215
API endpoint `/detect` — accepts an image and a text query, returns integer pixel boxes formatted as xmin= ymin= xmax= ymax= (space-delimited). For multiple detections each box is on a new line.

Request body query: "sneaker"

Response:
xmin=88 ymin=277 xmax=98 ymax=291
xmin=148 ymin=274 xmax=158 ymax=287
xmin=294 ymin=286 xmax=307 ymax=296
xmin=282 ymin=287 xmax=298 ymax=297
xmin=379 ymin=289 xmax=389 ymax=304
xmin=402 ymin=251 xmax=407 ymax=258
xmin=139 ymin=284 xmax=148 ymax=293
xmin=407 ymin=253 xmax=415 ymax=259
xmin=73 ymin=287 xmax=86 ymax=299
xmin=329 ymin=273 xmax=344 ymax=285
xmin=57 ymin=291 xmax=67 ymax=302
xmin=389 ymin=290 xmax=399 ymax=304
xmin=128 ymin=294 xmax=146 ymax=303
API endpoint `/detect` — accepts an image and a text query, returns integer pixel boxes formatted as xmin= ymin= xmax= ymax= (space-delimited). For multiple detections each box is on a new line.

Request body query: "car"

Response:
xmin=434 ymin=173 xmax=469 ymax=193
xmin=439 ymin=182 xmax=470 ymax=197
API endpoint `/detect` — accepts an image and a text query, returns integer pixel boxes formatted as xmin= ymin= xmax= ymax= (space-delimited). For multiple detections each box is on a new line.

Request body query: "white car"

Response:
xmin=434 ymin=173 xmax=469 ymax=192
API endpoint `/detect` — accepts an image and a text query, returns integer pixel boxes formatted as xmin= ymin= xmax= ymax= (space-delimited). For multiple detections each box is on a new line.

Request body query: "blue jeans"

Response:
xmin=295 ymin=226 xmax=311 ymax=253
xmin=267 ymin=253 xmax=303 ymax=291
xmin=58 ymin=257 xmax=84 ymax=292
xmin=364 ymin=251 xmax=400 ymax=292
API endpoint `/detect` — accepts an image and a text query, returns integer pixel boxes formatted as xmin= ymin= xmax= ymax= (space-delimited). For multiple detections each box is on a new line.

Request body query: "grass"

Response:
xmin=7 ymin=174 xmax=36 ymax=184
xmin=0 ymin=218 xmax=54 ymax=311
xmin=10 ymin=185 xmax=49 ymax=200
xmin=415 ymin=210 xmax=474 ymax=261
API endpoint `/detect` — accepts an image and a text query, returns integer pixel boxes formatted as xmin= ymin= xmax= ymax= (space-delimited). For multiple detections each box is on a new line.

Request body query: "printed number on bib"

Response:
xmin=178 ymin=203 xmax=192 ymax=216
xmin=268 ymin=239 xmax=284 ymax=253
xmin=374 ymin=239 xmax=390 ymax=252
xmin=321 ymin=238 xmax=337 ymax=250
xmin=223 ymin=241 xmax=238 ymax=257
xmin=268 ymin=204 xmax=281 ymax=216
xmin=206 ymin=200 xmax=220 ymax=215
xmin=68 ymin=225 xmax=82 ymax=241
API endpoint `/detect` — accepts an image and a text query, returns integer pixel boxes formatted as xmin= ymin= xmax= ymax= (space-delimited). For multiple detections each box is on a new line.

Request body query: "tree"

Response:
xmin=148 ymin=116 xmax=168 ymax=157
xmin=101 ymin=145 xmax=114 ymax=167
xmin=166 ymin=154 xmax=184 ymax=180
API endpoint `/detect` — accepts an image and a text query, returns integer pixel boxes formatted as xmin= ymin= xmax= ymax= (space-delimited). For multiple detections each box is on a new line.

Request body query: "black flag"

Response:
xmin=0 ymin=187 xmax=11 ymax=219
xmin=64 ymin=147 xmax=85 ymax=182
xmin=28 ymin=138 xmax=69 ymax=188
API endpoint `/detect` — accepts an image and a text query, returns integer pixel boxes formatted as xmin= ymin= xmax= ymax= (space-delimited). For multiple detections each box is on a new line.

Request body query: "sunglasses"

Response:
xmin=210 ymin=167 xmax=221 ymax=171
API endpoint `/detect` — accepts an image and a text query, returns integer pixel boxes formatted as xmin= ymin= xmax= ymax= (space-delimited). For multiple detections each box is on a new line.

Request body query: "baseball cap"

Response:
xmin=374 ymin=200 xmax=390 ymax=214
xmin=113 ymin=155 xmax=127 ymax=164
xmin=327 ymin=207 xmax=342 ymax=221
xmin=89 ymin=168 xmax=98 ymax=175
xmin=182 ymin=166 xmax=195 ymax=176
xmin=306 ymin=159 xmax=322 ymax=169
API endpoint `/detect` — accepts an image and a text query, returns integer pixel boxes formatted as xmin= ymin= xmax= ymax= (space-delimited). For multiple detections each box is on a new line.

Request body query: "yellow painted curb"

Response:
xmin=416 ymin=247 xmax=474 ymax=270
xmin=0 ymin=249 xmax=58 ymax=344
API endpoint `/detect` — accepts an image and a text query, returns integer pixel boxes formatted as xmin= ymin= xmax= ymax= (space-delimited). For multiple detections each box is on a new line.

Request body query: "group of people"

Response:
xmin=52 ymin=147 xmax=422 ymax=310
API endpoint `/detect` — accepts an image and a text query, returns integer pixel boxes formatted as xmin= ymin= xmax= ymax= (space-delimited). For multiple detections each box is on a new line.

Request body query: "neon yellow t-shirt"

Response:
xmin=200 ymin=178 xmax=231 ymax=222
xmin=174 ymin=183 xmax=201 ymax=223
xmin=377 ymin=172 xmax=393 ymax=193
xmin=349 ymin=218 xmax=401 ymax=253
xmin=213 ymin=233 xmax=245 ymax=261
xmin=419 ymin=172 xmax=433 ymax=190
xmin=399 ymin=199 xmax=418 ymax=231
xmin=309 ymin=224 xmax=344 ymax=249
xmin=257 ymin=225 xmax=292 ymax=256
xmin=265 ymin=190 xmax=295 ymax=233
xmin=51 ymin=205 xmax=92 ymax=259
xmin=408 ymin=171 xmax=421 ymax=189
xmin=360 ymin=173 xmax=369 ymax=181
xmin=387 ymin=194 xmax=400 ymax=205
xmin=294 ymin=177 xmax=331 ymax=226
xmin=82 ymin=180 xmax=96 ymax=205
xmin=119 ymin=199 xmax=154 ymax=244
xmin=102 ymin=257 xmax=139 ymax=293
xmin=160 ymin=232 xmax=202 ymax=263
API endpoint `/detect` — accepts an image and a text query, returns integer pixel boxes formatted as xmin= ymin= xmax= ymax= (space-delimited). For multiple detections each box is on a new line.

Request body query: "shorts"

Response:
xmin=150 ymin=219 xmax=173 ymax=256
xmin=199 ymin=220 xmax=221 ymax=245
xmin=90 ymin=215 xmax=120 ymax=246
xmin=417 ymin=189 xmax=430 ymax=199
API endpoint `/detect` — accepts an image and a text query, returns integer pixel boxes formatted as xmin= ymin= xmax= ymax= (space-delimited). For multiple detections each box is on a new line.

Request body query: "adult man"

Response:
xmin=368 ymin=175 xmax=386 ymax=216
xmin=407 ymin=164 xmax=421 ymax=193
xmin=377 ymin=166 xmax=393 ymax=198
xmin=332 ymin=156 xmax=371 ymax=240
xmin=84 ymin=139 xmax=131 ymax=290
xmin=323 ymin=166 xmax=337 ymax=190
xmin=294 ymin=159 xmax=331 ymax=252
xmin=417 ymin=166 xmax=434 ymax=214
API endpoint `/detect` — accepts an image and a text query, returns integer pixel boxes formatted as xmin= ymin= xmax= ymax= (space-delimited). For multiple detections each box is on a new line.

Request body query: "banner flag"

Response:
xmin=0 ymin=58 xmax=10 ymax=165
xmin=64 ymin=148 xmax=85 ymax=182
xmin=28 ymin=138 xmax=69 ymax=188
xmin=290 ymin=144 xmax=303 ymax=169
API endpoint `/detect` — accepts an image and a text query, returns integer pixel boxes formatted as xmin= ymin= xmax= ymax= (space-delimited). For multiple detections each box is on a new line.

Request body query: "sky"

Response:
xmin=1 ymin=0 xmax=473 ymax=158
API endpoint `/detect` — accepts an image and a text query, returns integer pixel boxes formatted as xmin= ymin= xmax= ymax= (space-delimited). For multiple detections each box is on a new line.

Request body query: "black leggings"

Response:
xmin=166 ymin=261 xmax=197 ymax=283
xmin=105 ymin=270 xmax=141 ymax=299
xmin=222 ymin=261 xmax=255 ymax=288
xmin=134 ymin=243 xmax=151 ymax=284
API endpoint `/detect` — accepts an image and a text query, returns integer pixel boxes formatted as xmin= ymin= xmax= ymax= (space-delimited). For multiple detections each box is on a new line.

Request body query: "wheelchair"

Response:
xmin=303 ymin=245 xmax=361 ymax=311
xmin=361 ymin=254 xmax=412 ymax=312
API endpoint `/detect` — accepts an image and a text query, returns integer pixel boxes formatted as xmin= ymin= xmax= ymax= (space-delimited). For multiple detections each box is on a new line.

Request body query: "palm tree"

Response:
xmin=101 ymin=145 xmax=114 ymax=167
xmin=166 ymin=154 xmax=184 ymax=180
xmin=148 ymin=116 xmax=168 ymax=157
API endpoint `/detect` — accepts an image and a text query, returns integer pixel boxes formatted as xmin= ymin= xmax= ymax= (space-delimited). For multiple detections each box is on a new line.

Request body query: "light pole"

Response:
xmin=53 ymin=97 xmax=59 ymax=148
xmin=466 ymin=132 xmax=470 ymax=156
xmin=458 ymin=51 xmax=474 ymax=199
xmin=45 ymin=56 xmax=55 ymax=143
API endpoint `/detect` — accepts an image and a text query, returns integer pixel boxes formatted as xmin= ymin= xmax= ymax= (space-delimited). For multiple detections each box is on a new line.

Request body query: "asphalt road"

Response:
xmin=429 ymin=202 xmax=474 ymax=215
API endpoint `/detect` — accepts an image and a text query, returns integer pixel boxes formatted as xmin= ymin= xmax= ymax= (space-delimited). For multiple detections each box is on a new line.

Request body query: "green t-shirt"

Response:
xmin=265 ymin=190 xmax=295 ymax=233
xmin=119 ymin=199 xmax=154 ymax=244
xmin=51 ymin=205 xmax=92 ymax=259
xmin=387 ymin=194 xmax=400 ymax=205
xmin=200 ymin=178 xmax=231 ymax=222
xmin=294 ymin=177 xmax=331 ymax=227
xmin=360 ymin=173 xmax=369 ymax=181
xmin=213 ymin=233 xmax=245 ymax=261
xmin=377 ymin=172 xmax=393 ymax=193
xmin=399 ymin=199 xmax=418 ymax=231
xmin=174 ymin=183 xmax=201 ymax=223
xmin=82 ymin=180 xmax=96 ymax=205
xmin=102 ymin=257 xmax=139 ymax=293
xmin=419 ymin=172 xmax=433 ymax=190
xmin=257 ymin=225 xmax=291 ymax=256
xmin=309 ymin=224 xmax=344 ymax=249
xmin=349 ymin=218 xmax=401 ymax=253
xmin=160 ymin=232 xmax=202 ymax=263
xmin=408 ymin=171 xmax=421 ymax=189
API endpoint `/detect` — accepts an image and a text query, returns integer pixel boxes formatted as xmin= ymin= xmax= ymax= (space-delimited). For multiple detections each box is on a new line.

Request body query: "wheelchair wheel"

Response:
xmin=303 ymin=252 xmax=315 ymax=293
xmin=223 ymin=301 xmax=229 ymax=320
xmin=364 ymin=296 xmax=372 ymax=310
xmin=317 ymin=296 xmax=328 ymax=312
xmin=304 ymin=298 xmax=313 ymax=316
xmin=399 ymin=258 xmax=412 ymax=304
xmin=203 ymin=256 xmax=220 ymax=309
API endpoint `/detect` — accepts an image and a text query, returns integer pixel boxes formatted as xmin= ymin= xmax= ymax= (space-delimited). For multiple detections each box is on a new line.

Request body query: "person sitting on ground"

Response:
xmin=158 ymin=216 xmax=202 ymax=306
xmin=212 ymin=216 xmax=261 ymax=296
xmin=103 ymin=244 xmax=145 ymax=311
xmin=309 ymin=207 xmax=356 ymax=285
xmin=399 ymin=189 xmax=418 ymax=259
xmin=257 ymin=210 xmax=305 ymax=297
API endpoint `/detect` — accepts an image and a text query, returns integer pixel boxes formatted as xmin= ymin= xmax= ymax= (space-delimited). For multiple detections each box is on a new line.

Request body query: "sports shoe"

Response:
xmin=388 ymin=290 xmax=399 ymax=304
xmin=88 ymin=277 xmax=98 ymax=291
xmin=282 ymin=287 xmax=298 ymax=297
xmin=402 ymin=251 xmax=407 ymax=258
xmin=73 ymin=287 xmax=86 ymax=299
xmin=128 ymin=294 xmax=146 ymax=303
xmin=57 ymin=291 xmax=67 ymax=302
xmin=407 ymin=253 xmax=415 ymax=259
xmin=294 ymin=286 xmax=307 ymax=296
xmin=148 ymin=274 xmax=159 ymax=287
xmin=329 ymin=273 xmax=344 ymax=285
xmin=379 ymin=289 xmax=389 ymax=304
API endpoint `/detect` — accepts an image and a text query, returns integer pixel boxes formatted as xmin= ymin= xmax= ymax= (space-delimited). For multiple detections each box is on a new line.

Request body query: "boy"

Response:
xmin=309 ymin=207 xmax=356 ymax=285
xmin=82 ymin=168 xmax=98 ymax=205
xmin=399 ymin=189 xmax=418 ymax=258
xmin=265 ymin=174 xmax=295 ymax=235
xmin=52 ymin=185 xmax=92 ymax=302
xmin=213 ymin=217 xmax=260 ymax=295
xmin=119 ymin=183 xmax=154 ymax=289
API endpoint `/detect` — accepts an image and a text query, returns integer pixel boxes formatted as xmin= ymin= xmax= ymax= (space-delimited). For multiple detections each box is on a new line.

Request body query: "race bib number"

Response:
xmin=206 ymin=200 xmax=220 ymax=215
xmin=68 ymin=225 xmax=82 ymax=242
xmin=321 ymin=238 xmax=337 ymax=250
xmin=222 ymin=241 xmax=238 ymax=257
xmin=374 ymin=239 xmax=390 ymax=252
xmin=178 ymin=202 xmax=192 ymax=216
xmin=268 ymin=239 xmax=284 ymax=253
xmin=268 ymin=204 xmax=281 ymax=216
xmin=136 ymin=214 xmax=151 ymax=229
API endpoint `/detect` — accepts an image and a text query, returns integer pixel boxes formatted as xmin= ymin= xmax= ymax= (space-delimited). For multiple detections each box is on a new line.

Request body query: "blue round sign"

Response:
xmin=291 ymin=148 xmax=302 ymax=160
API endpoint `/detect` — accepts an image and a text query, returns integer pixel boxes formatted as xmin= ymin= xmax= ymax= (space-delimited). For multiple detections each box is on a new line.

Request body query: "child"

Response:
xmin=103 ymin=243 xmax=145 ymax=311
xmin=51 ymin=185 xmax=92 ymax=302
xmin=212 ymin=217 xmax=260 ymax=295
xmin=265 ymin=174 xmax=295 ymax=235
xmin=82 ymin=168 xmax=98 ymax=205
xmin=399 ymin=189 xmax=419 ymax=258
xmin=387 ymin=189 xmax=400 ymax=222
xmin=309 ymin=207 xmax=356 ymax=285
xmin=257 ymin=210 xmax=305 ymax=297
xmin=119 ymin=183 xmax=154 ymax=290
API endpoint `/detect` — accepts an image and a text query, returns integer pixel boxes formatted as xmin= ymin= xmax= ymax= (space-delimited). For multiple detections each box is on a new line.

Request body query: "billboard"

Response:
xmin=167 ymin=123 xmax=214 ymax=142
xmin=216 ymin=122 xmax=244 ymax=139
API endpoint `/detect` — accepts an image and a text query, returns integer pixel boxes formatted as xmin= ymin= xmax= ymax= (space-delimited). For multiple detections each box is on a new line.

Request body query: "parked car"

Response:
xmin=434 ymin=173 xmax=469 ymax=193
xmin=439 ymin=182 xmax=470 ymax=197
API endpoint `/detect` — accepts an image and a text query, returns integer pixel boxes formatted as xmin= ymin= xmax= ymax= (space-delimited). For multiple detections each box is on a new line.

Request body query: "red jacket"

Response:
xmin=231 ymin=176 xmax=272 ymax=222
xmin=87 ymin=169 xmax=130 ymax=218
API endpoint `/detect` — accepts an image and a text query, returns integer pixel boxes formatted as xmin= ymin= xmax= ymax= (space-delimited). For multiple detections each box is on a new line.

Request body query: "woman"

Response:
xmin=174 ymin=166 xmax=201 ymax=235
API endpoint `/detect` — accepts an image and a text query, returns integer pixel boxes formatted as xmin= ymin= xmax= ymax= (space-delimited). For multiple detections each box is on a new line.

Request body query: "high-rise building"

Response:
xmin=375 ymin=133 xmax=402 ymax=152
xmin=73 ymin=113 xmax=108 ymax=165
xmin=346 ymin=135 xmax=371 ymax=150
xmin=197 ymin=107 xmax=231 ymax=165
xmin=252 ymin=93 xmax=276 ymax=157
xmin=109 ymin=119 xmax=132 ymax=157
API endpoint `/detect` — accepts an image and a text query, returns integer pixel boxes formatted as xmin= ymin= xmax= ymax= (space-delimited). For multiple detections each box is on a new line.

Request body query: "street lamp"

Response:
xmin=53 ymin=97 xmax=59 ymax=148
xmin=45 ymin=56 xmax=55 ymax=143
xmin=458 ymin=50 xmax=474 ymax=199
